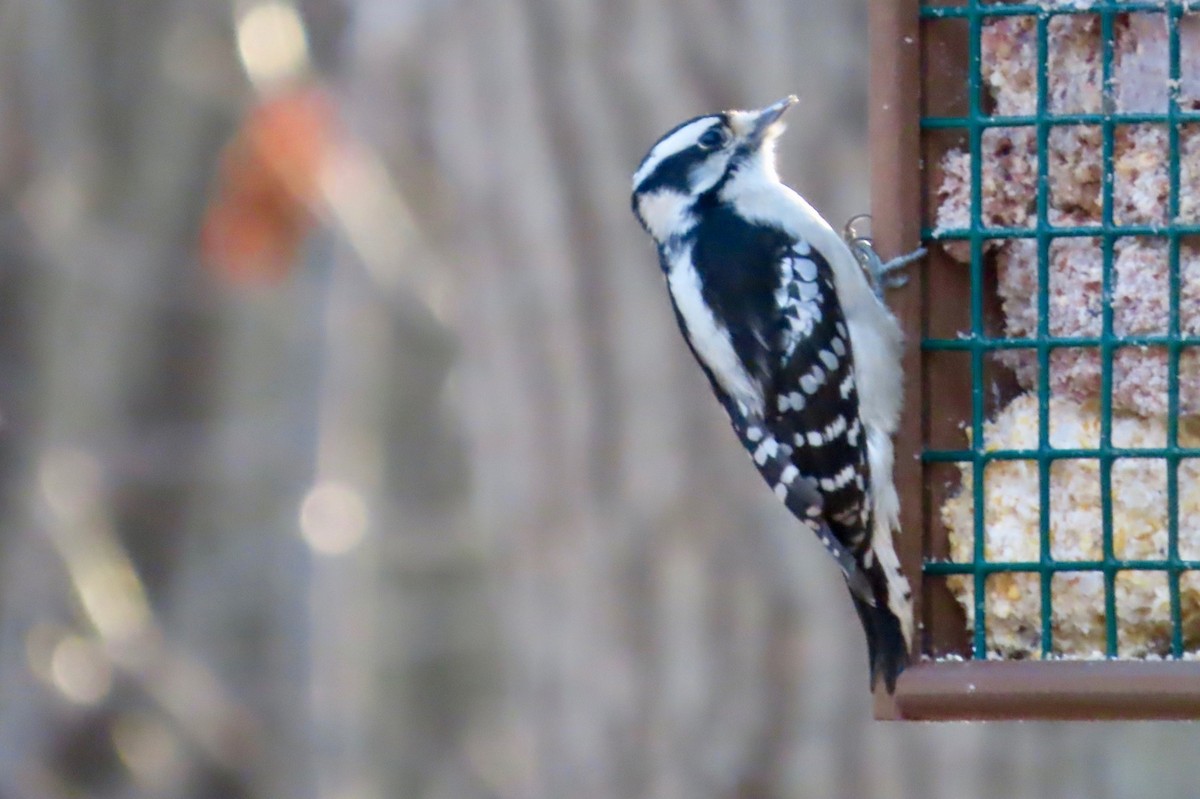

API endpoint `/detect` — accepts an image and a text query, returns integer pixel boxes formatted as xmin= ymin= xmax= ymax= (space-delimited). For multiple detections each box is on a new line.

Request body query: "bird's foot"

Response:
xmin=842 ymin=215 xmax=925 ymax=300
xmin=874 ymin=247 xmax=926 ymax=291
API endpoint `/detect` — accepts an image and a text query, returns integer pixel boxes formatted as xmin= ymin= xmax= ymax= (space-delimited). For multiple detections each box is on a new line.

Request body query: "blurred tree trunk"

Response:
xmin=0 ymin=2 xmax=309 ymax=797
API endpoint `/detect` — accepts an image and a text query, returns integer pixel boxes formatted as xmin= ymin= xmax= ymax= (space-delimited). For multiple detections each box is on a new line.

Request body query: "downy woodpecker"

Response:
xmin=631 ymin=96 xmax=916 ymax=693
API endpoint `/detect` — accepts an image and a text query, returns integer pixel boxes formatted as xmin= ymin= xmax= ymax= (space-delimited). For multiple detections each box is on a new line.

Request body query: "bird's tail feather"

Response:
xmin=851 ymin=592 xmax=910 ymax=695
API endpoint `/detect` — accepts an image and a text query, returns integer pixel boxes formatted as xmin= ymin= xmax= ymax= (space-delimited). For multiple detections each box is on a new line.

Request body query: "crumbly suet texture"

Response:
xmin=935 ymin=10 xmax=1200 ymax=417
xmin=995 ymin=237 xmax=1200 ymax=416
xmin=942 ymin=393 xmax=1200 ymax=658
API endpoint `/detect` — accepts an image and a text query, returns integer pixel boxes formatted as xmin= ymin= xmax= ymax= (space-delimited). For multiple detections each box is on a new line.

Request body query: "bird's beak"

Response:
xmin=746 ymin=95 xmax=798 ymax=148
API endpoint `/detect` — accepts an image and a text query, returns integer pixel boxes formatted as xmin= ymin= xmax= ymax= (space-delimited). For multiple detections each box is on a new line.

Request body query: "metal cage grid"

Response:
xmin=919 ymin=1 xmax=1200 ymax=662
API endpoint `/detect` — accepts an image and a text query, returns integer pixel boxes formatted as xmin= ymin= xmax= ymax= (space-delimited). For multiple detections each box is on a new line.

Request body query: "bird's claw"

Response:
xmin=842 ymin=216 xmax=925 ymax=300
xmin=875 ymin=247 xmax=926 ymax=291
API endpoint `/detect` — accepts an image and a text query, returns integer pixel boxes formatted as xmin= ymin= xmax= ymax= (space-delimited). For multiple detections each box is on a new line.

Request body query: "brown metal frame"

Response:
xmin=868 ymin=0 xmax=1200 ymax=720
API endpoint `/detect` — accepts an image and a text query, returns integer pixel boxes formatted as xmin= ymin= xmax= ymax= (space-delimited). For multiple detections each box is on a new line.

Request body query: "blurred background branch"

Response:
xmin=0 ymin=0 xmax=1196 ymax=797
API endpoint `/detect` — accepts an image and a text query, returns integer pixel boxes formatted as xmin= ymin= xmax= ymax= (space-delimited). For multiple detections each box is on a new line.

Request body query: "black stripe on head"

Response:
xmin=631 ymin=113 xmax=729 ymax=197
xmin=635 ymin=148 xmax=696 ymax=196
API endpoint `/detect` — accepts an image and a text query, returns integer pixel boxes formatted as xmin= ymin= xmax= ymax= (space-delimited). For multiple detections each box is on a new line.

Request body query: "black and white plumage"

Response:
xmin=631 ymin=96 xmax=914 ymax=693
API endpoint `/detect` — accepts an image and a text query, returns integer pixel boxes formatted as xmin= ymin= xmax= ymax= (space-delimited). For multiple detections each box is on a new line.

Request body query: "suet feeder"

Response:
xmin=870 ymin=0 xmax=1200 ymax=719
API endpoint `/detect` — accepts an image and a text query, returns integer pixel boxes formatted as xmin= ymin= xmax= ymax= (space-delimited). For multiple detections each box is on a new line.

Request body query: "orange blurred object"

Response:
xmin=200 ymin=85 xmax=338 ymax=284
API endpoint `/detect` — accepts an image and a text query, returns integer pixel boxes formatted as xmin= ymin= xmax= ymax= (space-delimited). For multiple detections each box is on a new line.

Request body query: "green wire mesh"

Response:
xmin=919 ymin=1 xmax=1197 ymax=659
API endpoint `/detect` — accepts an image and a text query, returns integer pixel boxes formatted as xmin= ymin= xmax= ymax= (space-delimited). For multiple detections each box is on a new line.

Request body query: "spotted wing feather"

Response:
xmin=768 ymin=242 xmax=872 ymax=545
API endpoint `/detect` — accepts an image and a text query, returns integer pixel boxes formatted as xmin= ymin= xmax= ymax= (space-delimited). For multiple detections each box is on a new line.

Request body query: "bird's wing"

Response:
xmin=764 ymin=241 xmax=873 ymax=551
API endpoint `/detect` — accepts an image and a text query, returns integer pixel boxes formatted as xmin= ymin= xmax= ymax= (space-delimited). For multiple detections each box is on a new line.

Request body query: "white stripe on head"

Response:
xmin=632 ymin=116 xmax=719 ymax=190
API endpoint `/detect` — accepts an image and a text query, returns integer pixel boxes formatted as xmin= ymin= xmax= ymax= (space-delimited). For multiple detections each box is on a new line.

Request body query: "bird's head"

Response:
xmin=631 ymin=95 xmax=797 ymax=244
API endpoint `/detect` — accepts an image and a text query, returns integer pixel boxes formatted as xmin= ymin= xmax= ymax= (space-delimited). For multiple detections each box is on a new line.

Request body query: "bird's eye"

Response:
xmin=698 ymin=128 xmax=728 ymax=150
